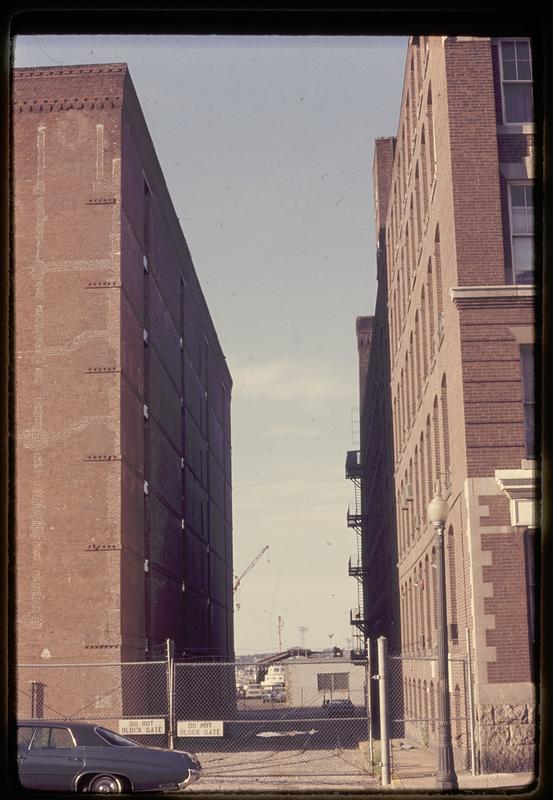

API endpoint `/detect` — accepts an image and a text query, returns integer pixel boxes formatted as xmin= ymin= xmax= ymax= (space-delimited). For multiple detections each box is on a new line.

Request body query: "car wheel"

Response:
xmin=87 ymin=774 xmax=123 ymax=793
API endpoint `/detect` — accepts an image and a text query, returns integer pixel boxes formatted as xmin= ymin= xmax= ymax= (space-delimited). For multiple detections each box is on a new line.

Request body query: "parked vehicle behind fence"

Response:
xmin=263 ymin=686 xmax=286 ymax=703
xmin=16 ymin=720 xmax=201 ymax=794
xmin=326 ymin=698 xmax=355 ymax=717
xmin=244 ymin=684 xmax=264 ymax=699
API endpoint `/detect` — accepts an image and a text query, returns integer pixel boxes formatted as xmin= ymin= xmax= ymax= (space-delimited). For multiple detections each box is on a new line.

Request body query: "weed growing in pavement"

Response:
xmin=417 ymin=721 xmax=430 ymax=749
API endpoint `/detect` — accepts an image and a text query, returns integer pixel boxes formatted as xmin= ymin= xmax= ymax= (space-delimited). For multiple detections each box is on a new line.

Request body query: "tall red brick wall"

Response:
xmin=14 ymin=66 xmax=127 ymax=663
xmin=443 ymin=38 xmax=506 ymax=287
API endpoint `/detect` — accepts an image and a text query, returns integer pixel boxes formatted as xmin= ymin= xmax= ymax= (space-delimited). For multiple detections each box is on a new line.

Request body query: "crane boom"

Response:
xmin=233 ymin=545 xmax=269 ymax=593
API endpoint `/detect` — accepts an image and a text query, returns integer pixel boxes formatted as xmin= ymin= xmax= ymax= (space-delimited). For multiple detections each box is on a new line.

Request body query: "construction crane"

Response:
xmin=233 ymin=545 xmax=269 ymax=607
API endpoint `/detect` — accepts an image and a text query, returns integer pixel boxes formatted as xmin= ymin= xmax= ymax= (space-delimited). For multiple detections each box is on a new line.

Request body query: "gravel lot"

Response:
xmin=189 ymin=746 xmax=378 ymax=792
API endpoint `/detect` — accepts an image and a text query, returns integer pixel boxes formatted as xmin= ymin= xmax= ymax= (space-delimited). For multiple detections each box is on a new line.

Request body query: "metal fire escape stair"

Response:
xmin=345 ymin=451 xmax=368 ymax=654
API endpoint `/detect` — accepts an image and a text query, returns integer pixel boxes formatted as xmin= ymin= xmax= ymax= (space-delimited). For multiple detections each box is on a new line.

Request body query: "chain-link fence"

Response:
xmin=16 ymin=655 xmax=377 ymax=787
xmin=173 ymin=661 xmax=370 ymax=756
xmin=18 ymin=646 xmax=479 ymax=788
xmin=17 ymin=661 xmax=170 ymax=748
xmin=387 ymin=652 xmax=473 ymax=769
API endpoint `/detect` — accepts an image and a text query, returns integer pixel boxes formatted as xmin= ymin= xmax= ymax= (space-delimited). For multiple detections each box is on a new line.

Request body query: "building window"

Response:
xmin=499 ymin=39 xmax=533 ymax=124
xmin=509 ymin=183 xmax=534 ymax=284
xmin=520 ymin=344 xmax=535 ymax=458
xmin=317 ymin=672 xmax=349 ymax=691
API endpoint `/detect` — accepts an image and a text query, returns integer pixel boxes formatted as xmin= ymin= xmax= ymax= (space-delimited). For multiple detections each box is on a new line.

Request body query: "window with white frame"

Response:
xmin=499 ymin=39 xmax=533 ymax=124
xmin=509 ymin=183 xmax=534 ymax=284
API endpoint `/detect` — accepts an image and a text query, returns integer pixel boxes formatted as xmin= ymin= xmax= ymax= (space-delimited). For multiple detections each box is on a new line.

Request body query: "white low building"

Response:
xmin=281 ymin=654 xmax=366 ymax=708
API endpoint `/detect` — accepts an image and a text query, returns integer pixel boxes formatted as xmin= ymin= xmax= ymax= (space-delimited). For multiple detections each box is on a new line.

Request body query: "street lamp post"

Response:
xmin=428 ymin=492 xmax=459 ymax=791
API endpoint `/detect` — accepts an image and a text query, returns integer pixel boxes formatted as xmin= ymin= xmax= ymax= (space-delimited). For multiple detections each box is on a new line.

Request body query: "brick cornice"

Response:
xmin=13 ymin=96 xmax=123 ymax=113
xmin=14 ymin=64 xmax=127 ymax=78
xmin=12 ymin=63 xmax=127 ymax=113
xmin=450 ymin=285 xmax=536 ymax=310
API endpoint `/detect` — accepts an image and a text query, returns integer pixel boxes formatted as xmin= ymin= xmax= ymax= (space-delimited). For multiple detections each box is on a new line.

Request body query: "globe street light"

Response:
xmin=428 ymin=492 xmax=459 ymax=791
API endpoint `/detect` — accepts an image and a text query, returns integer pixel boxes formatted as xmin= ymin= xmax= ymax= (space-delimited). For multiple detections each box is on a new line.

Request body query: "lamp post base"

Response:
xmin=435 ymin=775 xmax=459 ymax=791
xmin=436 ymin=736 xmax=459 ymax=791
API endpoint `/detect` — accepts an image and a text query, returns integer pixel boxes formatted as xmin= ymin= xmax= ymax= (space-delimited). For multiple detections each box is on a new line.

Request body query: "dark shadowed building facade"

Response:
xmin=346 ymin=138 xmax=400 ymax=657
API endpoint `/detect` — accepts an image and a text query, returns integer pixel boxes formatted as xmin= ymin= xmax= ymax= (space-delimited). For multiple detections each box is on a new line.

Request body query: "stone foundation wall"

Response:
xmin=477 ymin=703 xmax=536 ymax=773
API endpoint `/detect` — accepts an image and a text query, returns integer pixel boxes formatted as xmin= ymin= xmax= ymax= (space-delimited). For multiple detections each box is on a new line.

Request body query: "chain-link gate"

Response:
xmin=171 ymin=660 xmax=374 ymax=788
xmin=388 ymin=652 xmax=472 ymax=756
xmin=17 ymin=654 xmax=379 ymax=790
xmin=378 ymin=643 xmax=476 ymax=784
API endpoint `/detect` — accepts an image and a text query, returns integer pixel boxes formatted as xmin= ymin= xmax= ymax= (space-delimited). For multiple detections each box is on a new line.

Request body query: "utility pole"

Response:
xmin=298 ymin=626 xmax=308 ymax=649
xmin=278 ymin=616 xmax=284 ymax=651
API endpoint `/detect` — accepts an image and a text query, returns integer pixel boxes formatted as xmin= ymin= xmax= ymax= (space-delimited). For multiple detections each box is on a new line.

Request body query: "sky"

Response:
xmin=13 ymin=33 xmax=408 ymax=655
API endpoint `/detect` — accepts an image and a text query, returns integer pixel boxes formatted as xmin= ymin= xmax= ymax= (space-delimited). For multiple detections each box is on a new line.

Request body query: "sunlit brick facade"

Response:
xmin=360 ymin=36 xmax=537 ymax=773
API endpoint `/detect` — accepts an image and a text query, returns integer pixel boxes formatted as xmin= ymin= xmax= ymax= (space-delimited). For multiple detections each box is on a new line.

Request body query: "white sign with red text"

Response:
xmin=118 ymin=719 xmax=166 ymax=735
xmin=177 ymin=720 xmax=224 ymax=737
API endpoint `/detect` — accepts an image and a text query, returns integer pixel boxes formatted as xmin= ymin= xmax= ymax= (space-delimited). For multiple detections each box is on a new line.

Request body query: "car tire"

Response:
xmin=87 ymin=774 xmax=124 ymax=793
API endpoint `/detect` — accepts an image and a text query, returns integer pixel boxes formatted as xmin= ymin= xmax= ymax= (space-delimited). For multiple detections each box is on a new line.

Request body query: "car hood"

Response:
xmin=85 ymin=745 xmax=200 ymax=769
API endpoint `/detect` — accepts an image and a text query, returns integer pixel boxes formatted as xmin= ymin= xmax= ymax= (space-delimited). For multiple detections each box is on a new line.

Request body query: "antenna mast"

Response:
xmin=277 ymin=615 xmax=284 ymax=651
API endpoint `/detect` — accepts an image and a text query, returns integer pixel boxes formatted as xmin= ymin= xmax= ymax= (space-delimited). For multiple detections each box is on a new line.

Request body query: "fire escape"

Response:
xmin=345 ymin=449 xmax=368 ymax=657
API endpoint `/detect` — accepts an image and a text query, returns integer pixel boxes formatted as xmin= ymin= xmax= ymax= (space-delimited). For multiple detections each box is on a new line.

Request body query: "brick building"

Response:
xmin=13 ymin=64 xmax=234 ymax=676
xmin=352 ymin=37 xmax=537 ymax=772
xmin=346 ymin=140 xmax=400 ymax=661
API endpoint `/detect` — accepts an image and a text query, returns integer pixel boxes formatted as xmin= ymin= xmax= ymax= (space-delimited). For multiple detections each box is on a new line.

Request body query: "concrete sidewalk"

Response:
xmin=380 ymin=739 xmax=536 ymax=793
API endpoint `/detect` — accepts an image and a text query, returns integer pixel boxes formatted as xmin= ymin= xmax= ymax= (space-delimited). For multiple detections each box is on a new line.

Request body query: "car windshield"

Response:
xmin=94 ymin=727 xmax=140 ymax=747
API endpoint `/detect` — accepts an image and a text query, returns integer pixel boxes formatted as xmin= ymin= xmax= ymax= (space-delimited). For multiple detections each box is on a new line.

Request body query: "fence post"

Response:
xmin=29 ymin=680 xmax=45 ymax=719
xmin=166 ymin=639 xmax=175 ymax=750
xmin=377 ymin=636 xmax=391 ymax=786
xmin=365 ymin=637 xmax=374 ymax=774
xmin=465 ymin=628 xmax=478 ymax=774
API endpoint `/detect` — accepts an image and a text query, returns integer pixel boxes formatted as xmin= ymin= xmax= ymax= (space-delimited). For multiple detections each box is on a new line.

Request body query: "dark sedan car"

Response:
xmin=326 ymin=698 xmax=355 ymax=717
xmin=17 ymin=720 xmax=201 ymax=793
